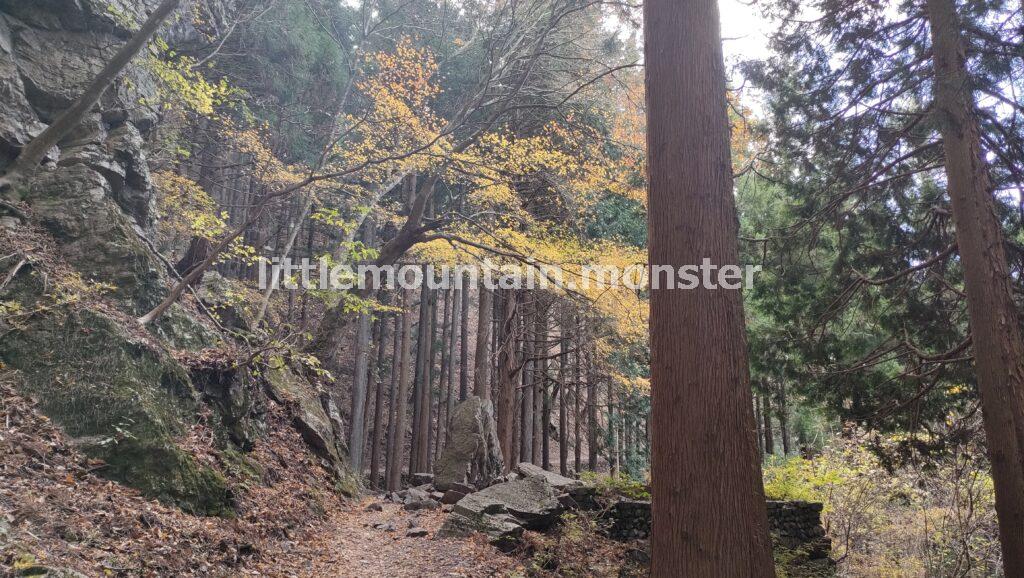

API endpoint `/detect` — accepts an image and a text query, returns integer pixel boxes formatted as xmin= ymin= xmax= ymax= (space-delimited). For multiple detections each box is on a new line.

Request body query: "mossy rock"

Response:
xmin=27 ymin=165 xmax=165 ymax=314
xmin=264 ymin=357 xmax=360 ymax=495
xmin=0 ymin=305 xmax=233 ymax=515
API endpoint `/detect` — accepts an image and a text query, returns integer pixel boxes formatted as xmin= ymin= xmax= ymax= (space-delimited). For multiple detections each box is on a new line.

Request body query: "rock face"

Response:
xmin=264 ymin=357 xmax=358 ymax=495
xmin=0 ymin=1 xmax=357 ymax=515
xmin=434 ymin=396 xmax=503 ymax=491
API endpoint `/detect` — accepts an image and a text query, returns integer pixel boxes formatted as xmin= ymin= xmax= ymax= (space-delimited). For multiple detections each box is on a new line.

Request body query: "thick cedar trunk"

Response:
xmin=762 ymin=390 xmax=774 ymax=456
xmin=644 ymin=0 xmax=774 ymax=572
xmin=387 ymin=289 xmax=415 ymax=491
xmin=927 ymin=0 xmax=1024 ymax=572
xmin=532 ymin=307 xmax=544 ymax=466
xmin=424 ymin=288 xmax=438 ymax=471
xmin=474 ymin=284 xmax=493 ymax=399
xmin=411 ymin=284 xmax=434 ymax=475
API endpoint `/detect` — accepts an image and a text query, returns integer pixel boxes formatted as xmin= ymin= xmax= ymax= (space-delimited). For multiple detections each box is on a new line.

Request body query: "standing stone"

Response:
xmin=434 ymin=396 xmax=503 ymax=491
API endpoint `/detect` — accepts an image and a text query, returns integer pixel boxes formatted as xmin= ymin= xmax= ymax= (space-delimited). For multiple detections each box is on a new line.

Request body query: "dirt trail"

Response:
xmin=248 ymin=501 xmax=518 ymax=577
xmin=0 ymin=378 xmax=518 ymax=577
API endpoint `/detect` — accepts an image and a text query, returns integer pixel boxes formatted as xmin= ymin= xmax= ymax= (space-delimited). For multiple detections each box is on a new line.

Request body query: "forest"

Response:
xmin=0 ymin=0 xmax=1021 ymax=575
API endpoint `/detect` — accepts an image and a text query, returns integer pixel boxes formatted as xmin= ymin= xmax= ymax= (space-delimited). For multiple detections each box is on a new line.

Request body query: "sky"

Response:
xmin=719 ymin=0 xmax=771 ymax=63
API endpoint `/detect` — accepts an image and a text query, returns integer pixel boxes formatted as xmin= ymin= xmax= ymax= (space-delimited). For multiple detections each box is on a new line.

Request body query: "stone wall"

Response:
xmin=601 ymin=499 xmax=831 ymax=557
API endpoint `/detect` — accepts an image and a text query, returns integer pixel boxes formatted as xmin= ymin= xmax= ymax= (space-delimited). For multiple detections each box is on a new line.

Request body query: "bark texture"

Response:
xmin=643 ymin=0 xmax=774 ymax=573
xmin=927 ymin=0 xmax=1024 ymax=572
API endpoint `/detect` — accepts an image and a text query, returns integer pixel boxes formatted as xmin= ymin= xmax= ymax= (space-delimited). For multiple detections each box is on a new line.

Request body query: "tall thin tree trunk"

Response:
xmin=586 ymin=351 xmax=598 ymax=472
xmin=777 ymin=381 xmax=791 ymax=456
xmin=532 ymin=305 xmax=545 ymax=466
xmin=387 ymin=289 xmax=415 ymax=491
xmin=423 ymin=286 xmax=438 ymax=472
xmin=446 ymin=287 xmax=462 ymax=432
xmin=762 ymin=390 xmax=774 ymax=456
xmin=521 ymin=296 xmax=535 ymax=463
xmin=384 ymin=314 xmax=401 ymax=490
xmin=607 ymin=378 xmax=618 ymax=477
xmin=369 ymin=312 xmax=392 ymax=489
xmin=348 ymin=223 xmax=376 ymax=475
xmin=644 ymin=0 xmax=774 ymax=571
xmin=573 ymin=322 xmax=582 ymax=475
xmin=496 ymin=290 xmax=518 ymax=472
xmin=459 ymin=276 xmax=471 ymax=401
xmin=474 ymin=283 xmax=493 ymax=399
xmin=559 ymin=316 xmax=569 ymax=476
xmin=434 ymin=289 xmax=452 ymax=461
xmin=927 ymin=0 xmax=1024 ymax=572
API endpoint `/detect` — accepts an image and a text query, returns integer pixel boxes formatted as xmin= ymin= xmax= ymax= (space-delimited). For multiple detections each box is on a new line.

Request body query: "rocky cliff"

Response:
xmin=0 ymin=0 xmax=356 ymax=515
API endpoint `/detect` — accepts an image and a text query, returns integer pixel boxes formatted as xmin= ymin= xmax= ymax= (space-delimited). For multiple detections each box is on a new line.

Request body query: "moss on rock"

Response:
xmin=0 ymin=305 xmax=233 ymax=515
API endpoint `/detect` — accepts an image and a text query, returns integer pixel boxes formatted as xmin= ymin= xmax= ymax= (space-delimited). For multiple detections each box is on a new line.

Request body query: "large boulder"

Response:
xmin=438 ymin=475 xmax=564 ymax=550
xmin=515 ymin=462 xmax=582 ymax=492
xmin=454 ymin=475 xmax=563 ymax=531
xmin=434 ymin=395 xmax=503 ymax=491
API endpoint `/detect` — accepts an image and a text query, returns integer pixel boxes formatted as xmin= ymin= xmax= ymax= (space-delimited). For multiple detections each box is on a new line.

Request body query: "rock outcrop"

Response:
xmin=434 ymin=396 xmax=503 ymax=491
xmin=0 ymin=1 xmax=355 ymax=514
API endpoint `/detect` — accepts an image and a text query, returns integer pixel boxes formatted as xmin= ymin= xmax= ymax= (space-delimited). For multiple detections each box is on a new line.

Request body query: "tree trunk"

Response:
xmin=496 ymin=290 xmax=519 ymax=473
xmin=411 ymin=283 xmax=434 ymax=475
xmin=174 ymin=237 xmax=213 ymax=286
xmin=434 ymin=289 xmax=452 ymax=462
xmin=383 ymin=311 xmax=402 ymax=489
xmin=459 ymin=275 xmax=471 ymax=401
xmin=644 ymin=0 xmax=774 ymax=571
xmin=473 ymin=283 xmax=493 ymax=399
xmin=532 ymin=305 xmax=544 ymax=466
xmin=762 ymin=390 xmax=774 ymax=456
xmin=573 ymin=323 xmax=582 ymax=474
xmin=586 ymin=346 xmax=598 ymax=472
xmin=446 ymin=287 xmax=462 ymax=432
xmin=607 ymin=378 xmax=618 ymax=477
xmin=520 ymin=296 xmax=535 ymax=463
xmin=369 ymin=312 xmax=393 ymax=489
xmin=387 ymin=289 xmax=415 ymax=491
xmin=541 ymin=315 xmax=552 ymax=470
xmin=777 ymin=381 xmax=791 ymax=456
xmin=927 ymin=0 xmax=1024 ymax=572
xmin=348 ymin=224 xmax=376 ymax=475
xmin=558 ymin=316 xmax=569 ymax=476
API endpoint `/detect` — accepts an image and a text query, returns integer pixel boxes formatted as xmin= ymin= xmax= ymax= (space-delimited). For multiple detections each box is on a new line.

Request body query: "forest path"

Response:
xmin=247 ymin=499 xmax=519 ymax=577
